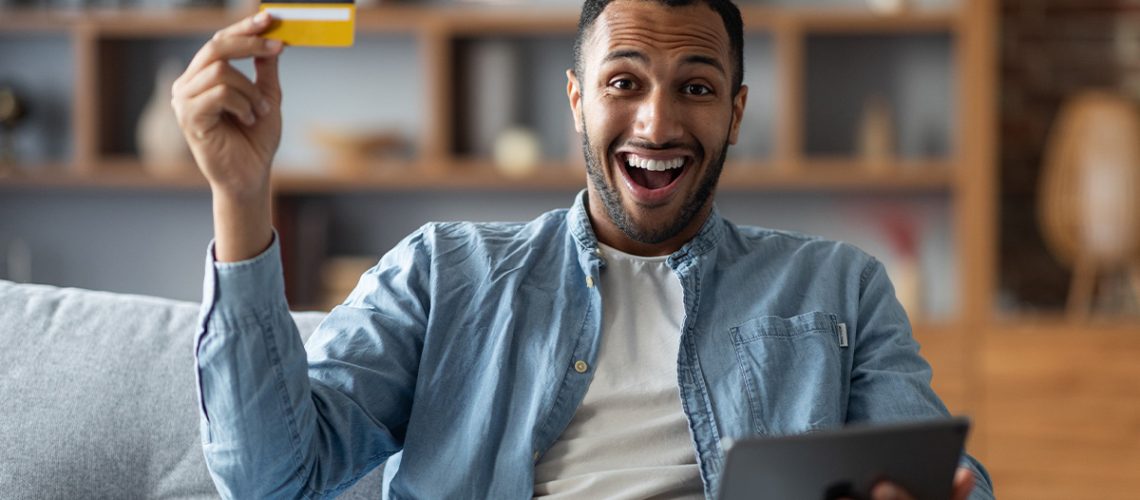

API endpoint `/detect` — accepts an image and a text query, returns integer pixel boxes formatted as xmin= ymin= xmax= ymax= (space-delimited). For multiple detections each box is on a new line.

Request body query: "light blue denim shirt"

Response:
xmin=196 ymin=191 xmax=994 ymax=499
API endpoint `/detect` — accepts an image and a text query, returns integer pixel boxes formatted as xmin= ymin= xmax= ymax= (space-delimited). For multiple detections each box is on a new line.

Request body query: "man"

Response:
xmin=173 ymin=0 xmax=995 ymax=498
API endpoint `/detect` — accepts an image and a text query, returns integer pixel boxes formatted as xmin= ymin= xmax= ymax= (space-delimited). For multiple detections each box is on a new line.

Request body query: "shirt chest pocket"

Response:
xmin=729 ymin=311 xmax=849 ymax=437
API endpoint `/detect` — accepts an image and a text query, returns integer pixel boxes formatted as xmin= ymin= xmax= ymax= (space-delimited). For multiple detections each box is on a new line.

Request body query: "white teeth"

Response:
xmin=624 ymin=154 xmax=684 ymax=171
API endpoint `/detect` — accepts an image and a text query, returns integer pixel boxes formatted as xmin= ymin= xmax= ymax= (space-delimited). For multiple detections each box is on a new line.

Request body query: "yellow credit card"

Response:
xmin=260 ymin=1 xmax=355 ymax=47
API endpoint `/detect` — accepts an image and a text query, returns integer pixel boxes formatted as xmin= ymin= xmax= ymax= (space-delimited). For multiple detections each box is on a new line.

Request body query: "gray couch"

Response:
xmin=0 ymin=280 xmax=384 ymax=499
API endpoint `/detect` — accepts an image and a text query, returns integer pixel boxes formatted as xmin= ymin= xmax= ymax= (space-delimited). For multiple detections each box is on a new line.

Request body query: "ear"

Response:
xmin=567 ymin=69 xmax=583 ymax=134
xmin=728 ymin=84 xmax=748 ymax=145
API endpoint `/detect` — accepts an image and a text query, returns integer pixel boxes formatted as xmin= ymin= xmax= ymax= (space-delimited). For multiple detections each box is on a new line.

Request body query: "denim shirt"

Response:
xmin=196 ymin=191 xmax=994 ymax=500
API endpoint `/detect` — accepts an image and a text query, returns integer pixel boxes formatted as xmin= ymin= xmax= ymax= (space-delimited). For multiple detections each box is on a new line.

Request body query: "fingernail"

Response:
xmin=254 ymin=12 xmax=270 ymax=24
xmin=265 ymin=39 xmax=283 ymax=51
xmin=258 ymin=99 xmax=271 ymax=115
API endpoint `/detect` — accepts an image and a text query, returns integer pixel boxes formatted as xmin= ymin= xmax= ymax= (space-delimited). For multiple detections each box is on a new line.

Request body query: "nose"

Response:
xmin=633 ymin=87 xmax=684 ymax=146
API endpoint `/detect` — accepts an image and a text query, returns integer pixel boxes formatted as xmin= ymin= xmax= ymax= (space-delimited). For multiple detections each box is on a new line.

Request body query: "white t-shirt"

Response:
xmin=533 ymin=243 xmax=704 ymax=499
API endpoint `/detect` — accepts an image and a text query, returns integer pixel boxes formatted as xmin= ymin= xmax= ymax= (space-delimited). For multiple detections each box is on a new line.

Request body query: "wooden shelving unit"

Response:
xmin=0 ymin=4 xmax=971 ymax=193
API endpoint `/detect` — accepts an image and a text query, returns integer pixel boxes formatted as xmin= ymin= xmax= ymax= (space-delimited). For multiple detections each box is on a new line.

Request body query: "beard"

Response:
xmin=581 ymin=125 xmax=729 ymax=245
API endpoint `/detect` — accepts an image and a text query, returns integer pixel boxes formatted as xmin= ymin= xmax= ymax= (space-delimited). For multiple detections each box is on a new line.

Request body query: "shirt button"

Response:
xmin=585 ymin=275 xmax=594 ymax=288
xmin=574 ymin=360 xmax=589 ymax=373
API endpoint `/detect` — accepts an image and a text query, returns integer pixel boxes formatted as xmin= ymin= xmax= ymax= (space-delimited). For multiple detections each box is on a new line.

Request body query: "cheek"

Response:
xmin=585 ymin=97 xmax=632 ymax=143
xmin=693 ymin=105 xmax=733 ymax=144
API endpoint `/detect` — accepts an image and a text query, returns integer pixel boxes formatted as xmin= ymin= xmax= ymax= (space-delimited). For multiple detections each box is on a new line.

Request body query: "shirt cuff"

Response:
xmin=200 ymin=230 xmax=289 ymax=329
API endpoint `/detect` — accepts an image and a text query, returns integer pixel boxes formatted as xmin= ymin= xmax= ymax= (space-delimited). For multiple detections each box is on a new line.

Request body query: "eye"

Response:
xmin=609 ymin=78 xmax=637 ymax=91
xmin=682 ymin=83 xmax=713 ymax=96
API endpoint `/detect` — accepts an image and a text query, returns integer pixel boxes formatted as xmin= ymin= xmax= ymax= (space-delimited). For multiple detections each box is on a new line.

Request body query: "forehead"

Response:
xmin=584 ymin=0 xmax=730 ymax=69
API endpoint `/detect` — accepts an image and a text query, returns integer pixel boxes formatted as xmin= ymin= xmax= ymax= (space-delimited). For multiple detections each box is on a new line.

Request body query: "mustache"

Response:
xmin=609 ymin=139 xmax=704 ymax=162
xmin=615 ymin=139 xmax=695 ymax=151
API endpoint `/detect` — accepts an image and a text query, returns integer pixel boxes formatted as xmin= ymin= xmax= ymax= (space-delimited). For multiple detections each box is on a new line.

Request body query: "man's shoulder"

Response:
xmin=723 ymin=222 xmax=875 ymax=268
xmin=411 ymin=208 xmax=572 ymax=254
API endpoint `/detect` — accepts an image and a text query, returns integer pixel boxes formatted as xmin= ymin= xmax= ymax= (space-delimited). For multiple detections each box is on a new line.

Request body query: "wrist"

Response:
xmin=212 ymin=192 xmax=273 ymax=263
xmin=207 ymin=175 xmax=271 ymax=205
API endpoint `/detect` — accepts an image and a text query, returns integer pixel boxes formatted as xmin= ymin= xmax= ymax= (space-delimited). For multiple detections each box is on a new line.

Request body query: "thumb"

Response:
xmin=951 ymin=467 xmax=975 ymax=500
xmin=254 ymin=52 xmax=282 ymax=100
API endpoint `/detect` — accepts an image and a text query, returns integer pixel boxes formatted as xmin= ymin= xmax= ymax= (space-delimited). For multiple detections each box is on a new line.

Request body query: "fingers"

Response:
xmin=174 ymin=60 xmax=268 ymax=117
xmin=173 ymin=12 xmax=285 ymax=139
xmin=179 ymin=84 xmax=261 ymax=138
xmin=254 ymin=54 xmax=281 ymax=98
xmin=216 ymin=10 xmax=274 ymax=39
xmin=951 ymin=467 xmax=975 ymax=500
xmin=185 ymin=13 xmax=283 ymax=78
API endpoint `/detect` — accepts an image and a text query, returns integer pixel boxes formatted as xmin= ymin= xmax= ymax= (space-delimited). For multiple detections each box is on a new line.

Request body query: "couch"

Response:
xmin=0 ymin=279 xmax=384 ymax=499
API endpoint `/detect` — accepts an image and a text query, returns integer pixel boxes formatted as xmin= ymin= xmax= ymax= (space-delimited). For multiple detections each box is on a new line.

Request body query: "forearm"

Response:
xmin=211 ymin=189 xmax=273 ymax=263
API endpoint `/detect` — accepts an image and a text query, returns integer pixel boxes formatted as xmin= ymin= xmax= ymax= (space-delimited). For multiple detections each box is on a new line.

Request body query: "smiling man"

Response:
xmin=572 ymin=0 xmax=745 ymax=259
xmin=175 ymin=0 xmax=995 ymax=498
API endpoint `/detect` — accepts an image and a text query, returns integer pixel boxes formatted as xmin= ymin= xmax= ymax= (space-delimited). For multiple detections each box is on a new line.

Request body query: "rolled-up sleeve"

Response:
xmin=195 ymin=229 xmax=428 ymax=499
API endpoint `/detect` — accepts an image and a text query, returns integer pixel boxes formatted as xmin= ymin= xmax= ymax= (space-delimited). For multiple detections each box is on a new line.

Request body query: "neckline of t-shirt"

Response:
xmin=597 ymin=242 xmax=672 ymax=264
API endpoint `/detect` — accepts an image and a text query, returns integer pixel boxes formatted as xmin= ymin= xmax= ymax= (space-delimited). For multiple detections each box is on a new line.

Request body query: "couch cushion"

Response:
xmin=0 ymin=280 xmax=383 ymax=499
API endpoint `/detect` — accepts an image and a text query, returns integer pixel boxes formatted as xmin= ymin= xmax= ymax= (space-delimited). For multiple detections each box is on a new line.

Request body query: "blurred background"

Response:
xmin=1 ymin=0 xmax=1138 ymax=497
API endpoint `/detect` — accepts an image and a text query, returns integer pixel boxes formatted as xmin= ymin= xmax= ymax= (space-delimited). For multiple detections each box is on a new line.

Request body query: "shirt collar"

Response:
xmin=567 ymin=189 xmax=725 ymax=267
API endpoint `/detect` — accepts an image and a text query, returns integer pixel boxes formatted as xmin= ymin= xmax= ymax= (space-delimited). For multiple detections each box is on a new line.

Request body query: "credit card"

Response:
xmin=259 ymin=0 xmax=355 ymax=47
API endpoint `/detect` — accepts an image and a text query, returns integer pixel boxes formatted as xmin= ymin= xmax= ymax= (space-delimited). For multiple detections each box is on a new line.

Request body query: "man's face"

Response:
xmin=568 ymin=0 xmax=747 ymax=256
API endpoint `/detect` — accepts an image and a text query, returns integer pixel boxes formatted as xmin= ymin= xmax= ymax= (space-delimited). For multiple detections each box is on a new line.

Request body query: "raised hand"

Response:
xmin=173 ymin=11 xmax=284 ymax=200
xmin=172 ymin=12 xmax=285 ymax=261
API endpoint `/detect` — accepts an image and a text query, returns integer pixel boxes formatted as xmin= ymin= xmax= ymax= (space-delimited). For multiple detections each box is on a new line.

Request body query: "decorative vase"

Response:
xmin=1039 ymin=91 xmax=1140 ymax=318
xmin=136 ymin=58 xmax=193 ymax=177
xmin=493 ymin=126 xmax=540 ymax=178
xmin=0 ymin=83 xmax=26 ymax=170
xmin=867 ymin=0 xmax=909 ymax=15
xmin=890 ymin=255 xmax=922 ymax=320
xmin=858 ymin=94 xmax=894 ymax=171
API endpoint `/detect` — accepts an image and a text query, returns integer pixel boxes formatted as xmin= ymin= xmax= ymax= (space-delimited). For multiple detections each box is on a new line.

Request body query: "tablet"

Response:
xmin=717 ymin=417 xmax=970 ymax=500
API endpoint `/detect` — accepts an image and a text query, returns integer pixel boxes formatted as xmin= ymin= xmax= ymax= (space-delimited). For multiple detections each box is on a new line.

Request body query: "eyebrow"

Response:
xmin=683 ymin=54 xmax=725 ymax=74
xmin=603 ymin=49 xmax=647 ymax=64
xmin=602 ymin=49 xmax=726 ymax=75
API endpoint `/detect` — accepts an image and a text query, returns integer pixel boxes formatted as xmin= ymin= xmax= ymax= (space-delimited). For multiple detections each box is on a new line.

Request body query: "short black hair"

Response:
xmin=572 ymin=0 xmax=745 ymax=95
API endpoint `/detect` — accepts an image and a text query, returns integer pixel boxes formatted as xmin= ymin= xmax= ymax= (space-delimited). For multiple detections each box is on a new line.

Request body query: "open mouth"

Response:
xmin=619 ymin=152 xmax=687 ymax=191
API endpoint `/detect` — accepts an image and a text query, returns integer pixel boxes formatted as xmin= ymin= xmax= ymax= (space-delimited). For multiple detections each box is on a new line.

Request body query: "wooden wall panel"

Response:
xmin=980 ymin=329 xmax=1140 ymax=499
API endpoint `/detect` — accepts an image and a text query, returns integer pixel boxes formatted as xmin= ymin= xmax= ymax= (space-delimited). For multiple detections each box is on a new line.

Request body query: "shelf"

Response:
xmin=86 ymin=9 xmax=246 ymax=37
xmin=723 ymin=159 xmax=954 ymax=192
xmin=362 ymin=5 xmax=960 ymax=35
xmin=0 ymin=8 xmax=244 ymax=36
xmin=0 ymin=158 xmax=955 ymax=193
xmin=0 ymin=5 xmax=960 ymax=36
xmin=778 ymin=7 xmax=959 ymax=33
xmin=0 ymin=10 xmax=75 ymax=32
xmin=0 ymin=161 xmax=207 ymax=191
xmin=272 ymin=161 xmax=583 ymax=193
